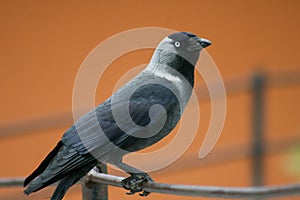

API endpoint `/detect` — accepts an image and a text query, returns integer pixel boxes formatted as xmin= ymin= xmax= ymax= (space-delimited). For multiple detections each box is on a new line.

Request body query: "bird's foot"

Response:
xmin=121 ymin=173 xmax=153 ymax=196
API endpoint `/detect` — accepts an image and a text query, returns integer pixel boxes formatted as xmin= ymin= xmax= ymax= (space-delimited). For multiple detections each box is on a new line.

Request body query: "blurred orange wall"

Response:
xmin=0 ymin=1 xmax=299 ymax=200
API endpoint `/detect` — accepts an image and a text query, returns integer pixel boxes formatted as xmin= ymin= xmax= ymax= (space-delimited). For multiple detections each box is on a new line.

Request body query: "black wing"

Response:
xmin=24 ymin=74 xmax=181 ymax=195
xmin=62 ymin=77 xmax=181 ymax=158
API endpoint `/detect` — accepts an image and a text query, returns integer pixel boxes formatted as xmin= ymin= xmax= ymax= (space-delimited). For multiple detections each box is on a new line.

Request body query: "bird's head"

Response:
xmin=151 ymin=32 xmax=211 ymax=67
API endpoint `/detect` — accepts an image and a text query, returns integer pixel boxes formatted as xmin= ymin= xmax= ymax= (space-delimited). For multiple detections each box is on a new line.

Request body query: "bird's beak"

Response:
xmin=198 ymin=38 xmax=211 ymax=48
xmin=187 ymin=37 xmax=211 ymax=52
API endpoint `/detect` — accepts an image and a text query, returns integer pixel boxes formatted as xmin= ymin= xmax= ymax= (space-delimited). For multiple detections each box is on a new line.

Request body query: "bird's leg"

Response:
xmin=112 ymin=161 xmax=153 ymax=196
xmin=122 ymin=173 xmax=153 ymax=196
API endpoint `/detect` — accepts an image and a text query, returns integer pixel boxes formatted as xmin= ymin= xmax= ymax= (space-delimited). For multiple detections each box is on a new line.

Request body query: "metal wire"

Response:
xmin=0 ymin=178 xmax=23 ymax=187
xmin=3 ymin=173 xmax=300 ymax=198
xmin=87 ymin=170 xmax=300 ymax=198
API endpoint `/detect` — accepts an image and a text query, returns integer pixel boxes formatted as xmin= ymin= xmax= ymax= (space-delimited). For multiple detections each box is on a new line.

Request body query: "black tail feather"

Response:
xmin=24 ymin=141 xmax=63 ymax=187
xmin=50 ymin=169 xmax=89 ymax=200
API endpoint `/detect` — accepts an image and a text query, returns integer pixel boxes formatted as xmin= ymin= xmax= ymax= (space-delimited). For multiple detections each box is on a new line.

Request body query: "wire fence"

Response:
xmin=1 ymin=170 xmax=300 ymax=199
xmin=1 ymin=70 xmax=300 ymax=199
xmin=87 ymin=170 xmax=300 ymax=199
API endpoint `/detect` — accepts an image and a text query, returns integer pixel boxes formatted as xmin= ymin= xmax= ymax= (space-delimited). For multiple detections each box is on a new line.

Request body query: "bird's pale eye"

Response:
xmin=174 ymin=41 xmax=181 ymax=47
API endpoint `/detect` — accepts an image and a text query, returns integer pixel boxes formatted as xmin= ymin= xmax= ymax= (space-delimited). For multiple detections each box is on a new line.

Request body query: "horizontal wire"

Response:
xmin=3 ymin=172 xmax=300 ymax=198
xmin=87 ymin=170 xmax=300 ymax=198
xmin=0 ymin=178 xmax=24 ymax=187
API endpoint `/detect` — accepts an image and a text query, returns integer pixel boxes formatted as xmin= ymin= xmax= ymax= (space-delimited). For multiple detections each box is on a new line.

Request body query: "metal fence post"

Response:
xmin=82 ymin=163 xmax=108 ymax=200
xmin=251 ymin=72 xmax=265 ymax=199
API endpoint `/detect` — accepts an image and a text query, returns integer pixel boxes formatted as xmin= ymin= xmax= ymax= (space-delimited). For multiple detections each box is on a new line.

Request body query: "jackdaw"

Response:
xmin=23 ymin=32 xmax=211 ymax=199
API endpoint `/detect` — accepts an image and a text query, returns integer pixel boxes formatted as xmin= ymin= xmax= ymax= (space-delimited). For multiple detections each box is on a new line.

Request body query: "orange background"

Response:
xmin=0 ymin=1 xmax=300 ymax=200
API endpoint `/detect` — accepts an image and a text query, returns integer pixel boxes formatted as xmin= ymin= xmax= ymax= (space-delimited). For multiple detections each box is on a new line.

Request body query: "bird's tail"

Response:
xmin=24 ymin=141 xmax=64 ymax=195
xmin=24 ymin=176 xmax=45 ymax=195
xmin=50 ymin=174 xmax=84 ymax=200
xmin=24 ymin=173 xmax=84 ymax=200
xmin=23 ymin=141 xmax=63 ymax=187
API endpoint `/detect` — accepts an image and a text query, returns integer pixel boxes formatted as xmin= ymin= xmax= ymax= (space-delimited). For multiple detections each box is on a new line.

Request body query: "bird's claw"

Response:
xmin=121 ymin=173 xmax=153 ymax=196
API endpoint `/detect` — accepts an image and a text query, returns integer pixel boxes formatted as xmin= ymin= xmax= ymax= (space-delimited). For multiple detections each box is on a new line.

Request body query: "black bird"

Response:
xmin=24 ymin=32 xmax=211 ymax=199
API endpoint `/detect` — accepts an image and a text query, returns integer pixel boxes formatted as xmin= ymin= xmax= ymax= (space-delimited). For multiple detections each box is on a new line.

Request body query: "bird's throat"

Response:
xmin=149 ymin=50 xmax=195 ymax=87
